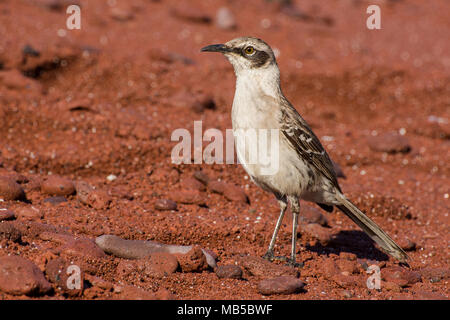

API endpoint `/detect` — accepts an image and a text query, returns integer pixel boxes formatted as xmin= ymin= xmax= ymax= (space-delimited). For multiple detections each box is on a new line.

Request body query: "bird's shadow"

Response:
xmin=305 ymin=230 xmax=390 ymax=262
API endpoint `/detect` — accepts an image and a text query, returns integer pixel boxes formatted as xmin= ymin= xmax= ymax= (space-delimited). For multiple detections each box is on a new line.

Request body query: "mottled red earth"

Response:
xmin=0 ymin=0 xmax=448 ymax=300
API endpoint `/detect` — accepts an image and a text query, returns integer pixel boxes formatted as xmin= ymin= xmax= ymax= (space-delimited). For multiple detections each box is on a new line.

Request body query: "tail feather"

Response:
xmin=336 ymin=194 xmax=409 ymax=263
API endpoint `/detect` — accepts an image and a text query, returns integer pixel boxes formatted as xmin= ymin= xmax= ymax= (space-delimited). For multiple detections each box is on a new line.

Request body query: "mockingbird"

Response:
xmin=201 ymin=37 xmax=408 ymax=265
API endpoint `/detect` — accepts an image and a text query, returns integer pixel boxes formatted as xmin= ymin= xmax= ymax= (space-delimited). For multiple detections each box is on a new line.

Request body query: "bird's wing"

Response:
xmin=279 ymin=102 xmax=341 ymax=192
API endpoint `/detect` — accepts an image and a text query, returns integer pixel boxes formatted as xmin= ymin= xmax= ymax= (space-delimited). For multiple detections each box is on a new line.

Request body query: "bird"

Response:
xmin=201 ymin=37 xmax=408 ymax=266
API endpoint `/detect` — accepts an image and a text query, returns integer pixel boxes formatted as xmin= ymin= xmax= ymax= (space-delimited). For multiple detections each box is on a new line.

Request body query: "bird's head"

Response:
xmin=201 ymin=37 xmax=277 ymax=76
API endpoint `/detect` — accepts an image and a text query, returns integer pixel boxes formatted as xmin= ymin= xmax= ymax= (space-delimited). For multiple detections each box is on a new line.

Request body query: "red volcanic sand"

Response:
xmin=0 ymin=0 xmax=448 ymax=300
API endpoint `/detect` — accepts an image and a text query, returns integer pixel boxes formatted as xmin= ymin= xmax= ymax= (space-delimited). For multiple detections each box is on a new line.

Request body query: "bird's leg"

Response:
xmin=287 ymin=196 xmax=302 ymax=267
xmin=263 ymin=196 xmax=288 ymax=262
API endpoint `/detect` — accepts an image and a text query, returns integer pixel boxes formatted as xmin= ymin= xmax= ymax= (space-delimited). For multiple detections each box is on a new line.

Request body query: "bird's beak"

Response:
xmin=200 ymin=44 xmax=231 ymax=53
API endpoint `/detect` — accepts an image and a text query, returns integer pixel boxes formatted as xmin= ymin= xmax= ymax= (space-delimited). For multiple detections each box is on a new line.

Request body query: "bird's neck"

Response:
xmin=235 ymin=63 xmax=282 ymax=99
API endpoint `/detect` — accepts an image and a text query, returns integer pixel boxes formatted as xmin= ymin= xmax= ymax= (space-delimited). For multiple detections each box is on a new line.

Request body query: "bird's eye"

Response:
xmin=244 ymin=46 xmax=255 ymax=55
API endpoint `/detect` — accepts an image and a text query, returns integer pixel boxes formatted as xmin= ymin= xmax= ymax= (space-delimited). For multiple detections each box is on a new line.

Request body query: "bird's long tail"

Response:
xmin=335 ymin=193 xmax=409 ymax=263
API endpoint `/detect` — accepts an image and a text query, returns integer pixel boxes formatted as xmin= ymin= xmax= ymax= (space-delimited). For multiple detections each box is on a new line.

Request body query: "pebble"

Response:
xmin=43 ymin=196 xmax=68 ymax=205
xmin=117 ymin=253 xmax=179 ymax=279
xmin=223 ymin=186 xmax=249 ymax=203
xmin=208 ymin=181 xmax=249 ymax=203
xmin=59 ymin=238 xmax=107 ymax=259
xmin=300 ymin=206 xmax=329 ymax=226
xmin=15 ymin=206 xmax=43 ymax=220
xmin=95 ymin=234 xmax=217 ymax=268
xmin=303 ymin=223 xmax=333 ymax=245
xmin=207 ymin=180 xmax=228 ymax=194
xmin=75 ymin=181 xmax=111 ymax=209
xmin=398 ymin=239 xmax=416 ymax=251
xmin=215 ymin=265 xmax=243 ymax=280
xmin=171 ymin=190 xmax=206 ymax=206
xmin=0 ymin=209 xmax=16 ymax=221
xmin=41 ymin=176 xmax=75 ymax=196
xmin=0 ymin=255 xmax=52 ymax=296
xmin=238 ymin=255 xmax=299 ymax=278
xmin=181 ymin=177 xmax=206 ymax=192
xmin=337 ymin=259 xmax=359 ymax=275
xmin=257 ymin=276 xmax=305 ymax=295
xmin=382 ymin=267 xmax=421 ymax=287
xmin=341 ymin=290 xmax=353 ymax=298
xmin=0 ymin=177 xmax=25 ymax=201
xmin=174 ymin=245 xmax=209 ymax=273
xmin=155 ymin=199 xmax=177 ymax=211
xmin=216 ymin=7 xmax=237 ymax=30
xmin=331 ymin=274 xmax=361 ymax=288
xmin=0 ymin=222 xmax=22 ymax=242
xmin=193 ymin=171 xmax=210 ymax=185
xmin=367 ymin=132 xmax=411 ymax=154
xmin=45 ymin=257 xmax=84 ymax=297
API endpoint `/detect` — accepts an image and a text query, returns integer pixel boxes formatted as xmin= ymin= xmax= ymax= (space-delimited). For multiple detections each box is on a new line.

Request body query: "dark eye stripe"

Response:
xmin=250 ymin=50 xmax=270 ymax=68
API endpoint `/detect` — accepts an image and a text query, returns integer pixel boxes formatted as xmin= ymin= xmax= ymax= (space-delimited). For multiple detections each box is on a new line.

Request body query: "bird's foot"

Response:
xmin=286 ymin=258 xmax=303 ymax=268
xmin=262 ymin=251 xmax=288 ymax=262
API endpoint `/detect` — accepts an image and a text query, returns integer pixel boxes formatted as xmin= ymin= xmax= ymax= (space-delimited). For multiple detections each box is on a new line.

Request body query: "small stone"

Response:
xmin=215 ymin=265 xmax=243 ymax=279
xmin=322 ymin=259 xmax=340 ymax=279
xmin=41 ymin=176 xmax=75 ymax=196
xmin=398 ymin=239 xmax=416 ymax=251
xmin=0 ymin=222 xmax=22 ymax=242
xmin=171 ymin=190 xmax=205 ymax=205
xmin=383 ymin=267 xmax=421 ymax=287
xmin=95 ymin=235 xmax=217 ymax=269
xmin=117 ymin=253 xmax=179 ymax=279
xmin=174 ymin=245 xmax=209 ymax=273
xmin=181 ymin=177 xmax=206 ymax=191
xmin=341 ymin=290 xmax=353 ymax=298
xmin=0 ymin=210 xmax=16 ymax=221
xmin=0 ymin=255 xmax=52 ymax=296
xmin=238 ymin=255 xmax=299 ymax=278
xmin=193 ymin=171 xmax=209 ymax=185
xmin=223 ymin=186 xmax=249 ymax=203
xmin=16 ymin=206 xmax=43 ymax=220
xmin=257 ymin=276 xmax=305 ymax=295
xmin=155 ymin=199 xmax=177 ymax=211
xmin=106 ymin=174 xmax=117 ymax=182
xmin=59 ymin=238 xmax=107 ymax=259
xmin=216 ymin=7 xmax=236 ymax=30
xmin=337 ymin=259 xmax=359 ymax=274
xmin=45 ymin=257 xmax=84 ymax=297
xmin=0 ymin=177 xmax=25 ymax=201
xmin=303 ymin=223 xmax=333 ymax=245
xmin=43 ymin=196 xmax=68 ymax=205
xmin=383 ymin=281 xmax=402 ymax=293
xmin=300 ymin=206 xmax=329 ymax=226
xmin=332 ymin=274 xmax=362 ymax=288
xmin=367 ymin=132 xmax=411 ymax=154
xmin=207 ymin=180 xmax=227 ymax=194
xmin=85 ymin=190 xmax=111 ymax=210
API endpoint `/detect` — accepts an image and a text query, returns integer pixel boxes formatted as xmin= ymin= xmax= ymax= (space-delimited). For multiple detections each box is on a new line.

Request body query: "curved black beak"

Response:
xmin=201 ymin=44 xmax=230 ymax=53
